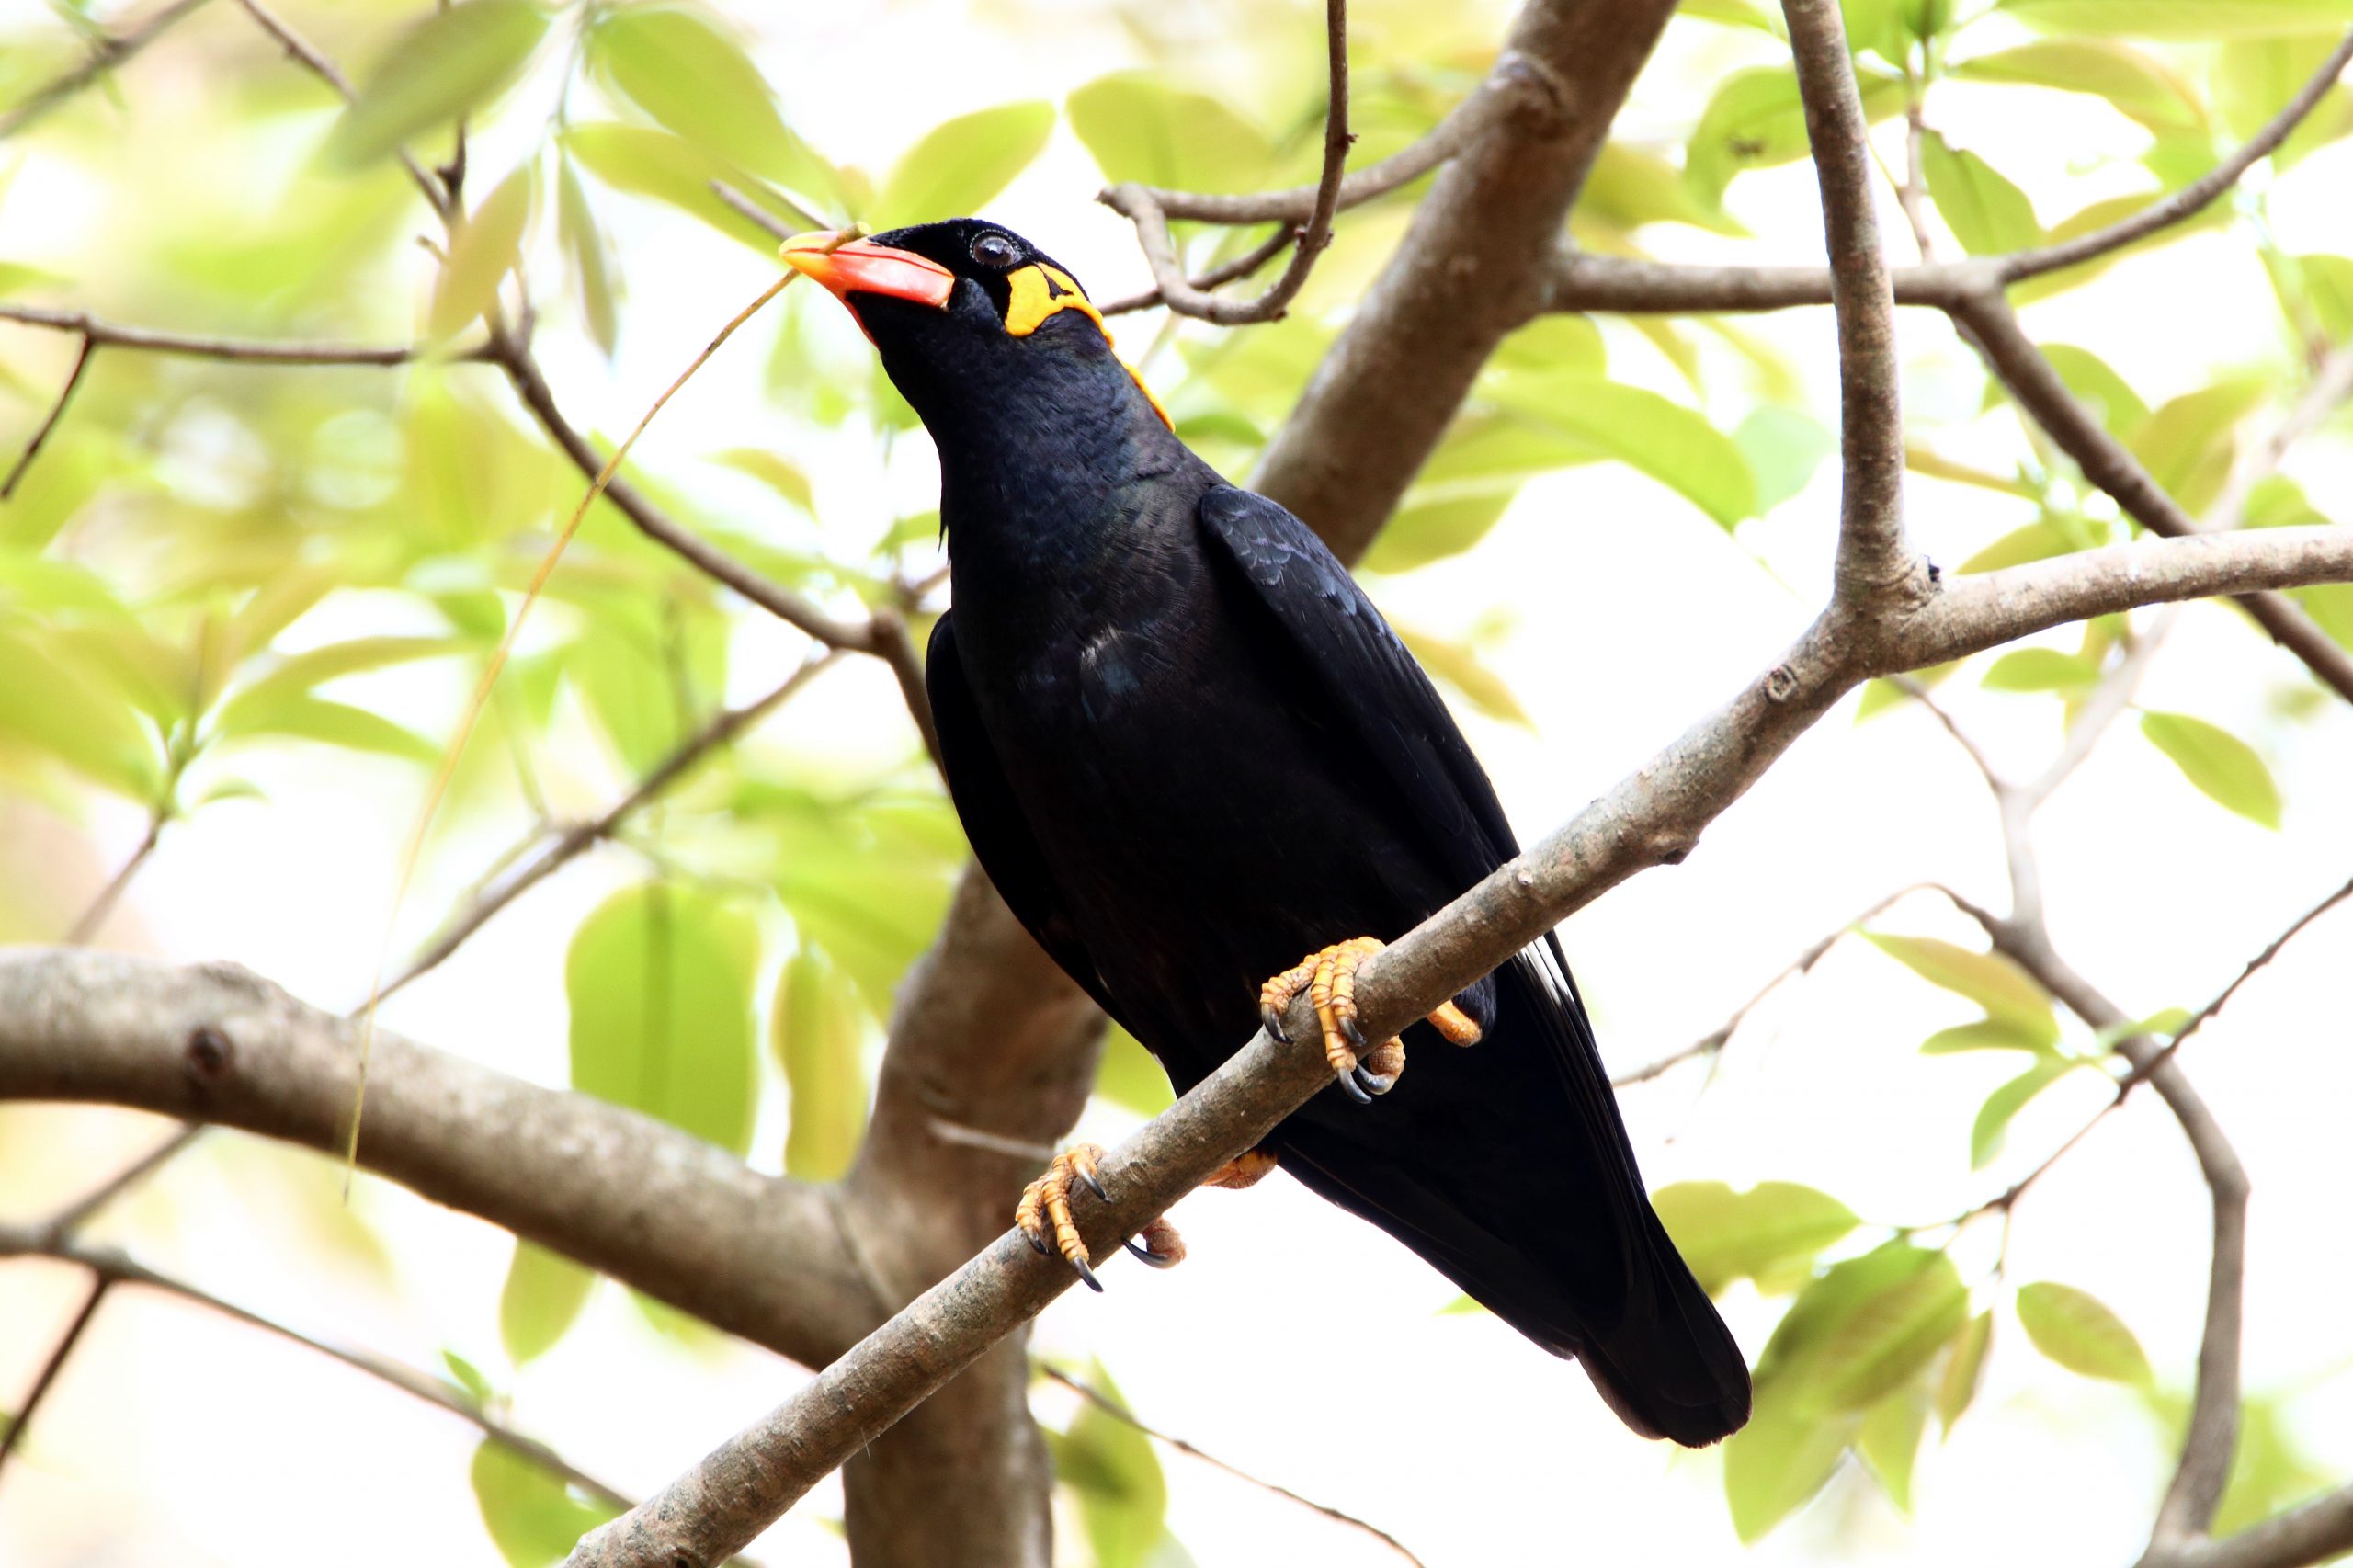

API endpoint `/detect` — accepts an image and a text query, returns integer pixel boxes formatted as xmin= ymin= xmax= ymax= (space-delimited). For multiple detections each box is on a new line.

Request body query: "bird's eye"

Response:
xmin=969 ymin=232 xmax=1021 ymax=269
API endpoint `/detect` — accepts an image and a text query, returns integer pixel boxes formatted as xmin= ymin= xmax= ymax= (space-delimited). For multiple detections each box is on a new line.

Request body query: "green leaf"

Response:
xmin=1050 ymin=1368 xmax=1168 ymax=1568
xmin=558 ymin=159 xmax=620 ymax=357
xmin=1394 ymin=623 xmax=1533 ymax=727
xmin=2015 ymin=1281 xmax=2154 ymax=1385
xmin=1960 ymin=514 xmax=2101 ymax=574
xmin=1983 ymin=647 xmax=2102 ymax=692
xmin=563 ymin=123 xmax=809 ymax=251
xmin=1735 ymin=406 xmax=1836 ymax=514
xmin=1919 ymin=131 xmax=2043 ymax=255
xmin=471 ymin=1438 xmax=614 ymax=1568
xmin=1492 ymin=313 xmax=1608 ymax=377
xmin=1937 ymin=1309 xmax=1995 ymax=1431
xmin=1921 ymin=1017 xmax=2060 ymax=1055
xmin=2040 ymin=344 xmax=2150 ymax=437
xmin=327 ymin=1 xmax=551 ymax=168
xmin=1972 ymin=1058 xmax=2077 ymax=1168
xmin=217 ymin=636 xmax=467 ymax=727
xmin=1951 ymin=40 xmax=2206 ymax=132
xmin=1067 ymin=74 xmax=1270 ymax=193
xmin=0 ymin=629 xmax=164 ymax=800
xmin=1579 ymin=142 xmax=1749 ymax=238
xmin=1862 ymin=932 xmax=2061 ymax=1045
xmin=1809 ymin=1251 xmax=1970 ymax=1409
xmin=2140 ymin=710 xmax=2283 ymax=828
xmin=1906 ymin=444 xmax=2040 ymax=497
xmin=872 ymin=102 xmax=1056 ymax=228
xmin=432 ymin=165 xmax=533 ymax=339
xmin=1487 ymin=374 xmax=1756 ymax=528
xmin=442 ymin=1349 xmax=494 ymax=1406
xmin=1654 ymin=1180 xmax=1862 ymax=1297
xmin=214 ymin=695 xmax=439 ymax=764
xmin=1857 ymin=1386 xmax=1929 ymax=1510
xmin=715 ymin=449 xmax=813 ymax=511
xmin=772 ymin=948 xmax=868 ymax=1181
xmin=499 ymin=1240 xmax=597 ymax=1365
xmin=589 ymin=5 xmax=798 ymax=179
xmin=2300 ymin=254 xmax=2353 ymax=340
xmin=1999 ymin=0 xmax=2353 ymax=39
xmin=2128 ymin=380 xmax=2265 ymax=513
xmin=1687 ymin=65 xmax=1905 ymax=206
xmin=566 ymin=882 xmax=761 ymax=1154
xmin=1723 ymin=1379 xmax=1856 ymax=1542
xmin=1361 ymin=486 xmax=1517 ymax=574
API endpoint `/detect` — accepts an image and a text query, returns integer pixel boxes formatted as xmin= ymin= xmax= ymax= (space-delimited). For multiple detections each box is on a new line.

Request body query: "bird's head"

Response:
xmin=779 ymin=217 xmax=1168 ymax=437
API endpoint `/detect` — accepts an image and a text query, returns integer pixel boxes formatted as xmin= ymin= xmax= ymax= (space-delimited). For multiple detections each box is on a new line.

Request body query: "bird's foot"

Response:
xmin=1117 ymin=1147 xmax=1278 ymax=1269
xmin=1017 ymin=1143 xmax=1109 ymax=1291
xmin=1258 ymin=937 xmax=1483 ymax=1102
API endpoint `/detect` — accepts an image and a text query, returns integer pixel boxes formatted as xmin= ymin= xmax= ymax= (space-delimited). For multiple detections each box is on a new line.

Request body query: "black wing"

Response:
xmin=926 ymin=612 xmax=1120 ymax=1018
xmin=1197 ymin=484 xmax=1519 ymax=881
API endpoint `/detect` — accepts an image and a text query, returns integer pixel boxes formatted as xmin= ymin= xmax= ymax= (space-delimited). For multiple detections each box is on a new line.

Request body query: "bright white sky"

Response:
xmin=4 ymin=2 xmax=2352 ymax=1566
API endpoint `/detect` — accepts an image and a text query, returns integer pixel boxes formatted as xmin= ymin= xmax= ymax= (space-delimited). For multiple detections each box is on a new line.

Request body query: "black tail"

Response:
xmin=1270 ymin=943 xmax=1752 ymax=1447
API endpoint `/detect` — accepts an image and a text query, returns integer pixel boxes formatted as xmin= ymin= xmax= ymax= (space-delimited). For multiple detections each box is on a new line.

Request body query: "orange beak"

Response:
xmin=779 ymin=232 xmax=956 ymax=311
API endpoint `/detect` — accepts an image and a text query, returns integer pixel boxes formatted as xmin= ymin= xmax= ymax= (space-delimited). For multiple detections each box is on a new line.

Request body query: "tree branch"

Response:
xmin=1946 ymin=291 xmax=2353 ymax=705
xmin=0 ymin=303 xmax=439 ymax=364
xmin=0 ymin=0 xmax=218 ymax=142
xmin=0 ymin=1222 xmax=653 ymax=1526
xmin=0 ymin=1275 xmax=107 ymax=1485
xmin=1995 ymin=30 xmax=2353 ymax=288
xmin=2146 ymin=1482 xmax=2353 ymax=1568
xmin=1782 ymin=0 xmax=1918 ymax=610
xmin=1097 ymin=0 xmax=1351 ymax=324
xmin=0 ymin=949 xmax=880 ymax=1369
xmin=0 ymin=332 xmax=93 ymax=499
xmin=1253 ymin=0 xmax=1680 ymax=558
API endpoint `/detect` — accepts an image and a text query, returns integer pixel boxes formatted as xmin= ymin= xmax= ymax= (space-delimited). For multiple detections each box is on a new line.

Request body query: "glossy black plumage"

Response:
xmin=841 ymin=219 xmax=1750 ymax=1445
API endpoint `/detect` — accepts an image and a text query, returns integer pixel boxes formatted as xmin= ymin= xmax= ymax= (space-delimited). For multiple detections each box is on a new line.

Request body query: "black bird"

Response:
xmin=782 ymin=219 xmax=1752 ymax=1446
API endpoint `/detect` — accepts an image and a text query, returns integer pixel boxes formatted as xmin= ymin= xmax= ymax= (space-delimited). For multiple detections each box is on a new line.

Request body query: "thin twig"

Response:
xmin=0 ymin=1224 xmax=664 ymax=1530
xmin=0 ymin=303 xmax=438 ymax=365
xmin=0 ymin=334 xmax=94 ymax=498
xmin=1611 ymin=881 xmax=1938 ymax=1086
xmin=1098 ymin=224 xmax=1293 ymax=317
xmin=1997 ymin=29 xmax=2353 ymax=287
xmin=1036 ymin=1364 xmax=1428 ymax=1568
xmin=232 ymin=0 xmax=449 ymax=219
xmin=0 ymin=1277 xmax=108 ymax=1485
xmin=0 ymin=0 xmax=218 ymax=141
xmin=377 ymin=652 xmax=839 ymax=1002
xmin=37 ymin=1124 xmax=204 ymax=1244
xmin=61 ymin=808 xmax=165 ymax=946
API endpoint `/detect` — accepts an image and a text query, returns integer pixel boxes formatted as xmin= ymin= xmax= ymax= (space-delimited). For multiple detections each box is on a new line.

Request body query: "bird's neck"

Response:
xmin=932 ymin=363 xmax=1200 ymax=576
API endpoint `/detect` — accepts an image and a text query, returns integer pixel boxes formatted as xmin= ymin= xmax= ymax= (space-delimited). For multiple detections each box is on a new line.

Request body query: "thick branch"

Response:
xmin=2146 ymin=1483 xmax=2353 ymax=1568
xmin=0 ymin=949 xmax=876 ymax=1369
xmin=1782 ymin=0 xmax=1916 ymax=609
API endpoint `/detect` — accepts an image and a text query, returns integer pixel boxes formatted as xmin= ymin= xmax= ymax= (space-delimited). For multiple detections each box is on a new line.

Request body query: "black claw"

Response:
xmin=1024 ymin=1226 xmax=1051 ymax=1256
xmin=1070 ymin=1255 xmax=1105 ymax=1292
xmin=1339 ymin=1012 xmax=1368 ymax=1050
xmin=1123 ymin=1238 xmax=1180 ymax=1268
xmin=1352 ymin=1062 xmax=1397 ymax=1097
xmin=1262 ymin=1006 xmax=1289 ymax=1043
xmin=1336 ymin=1067 xmax=1373 ymax=1105
xmin=1077 ymin=1168 xmax=1108 ymax=1202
